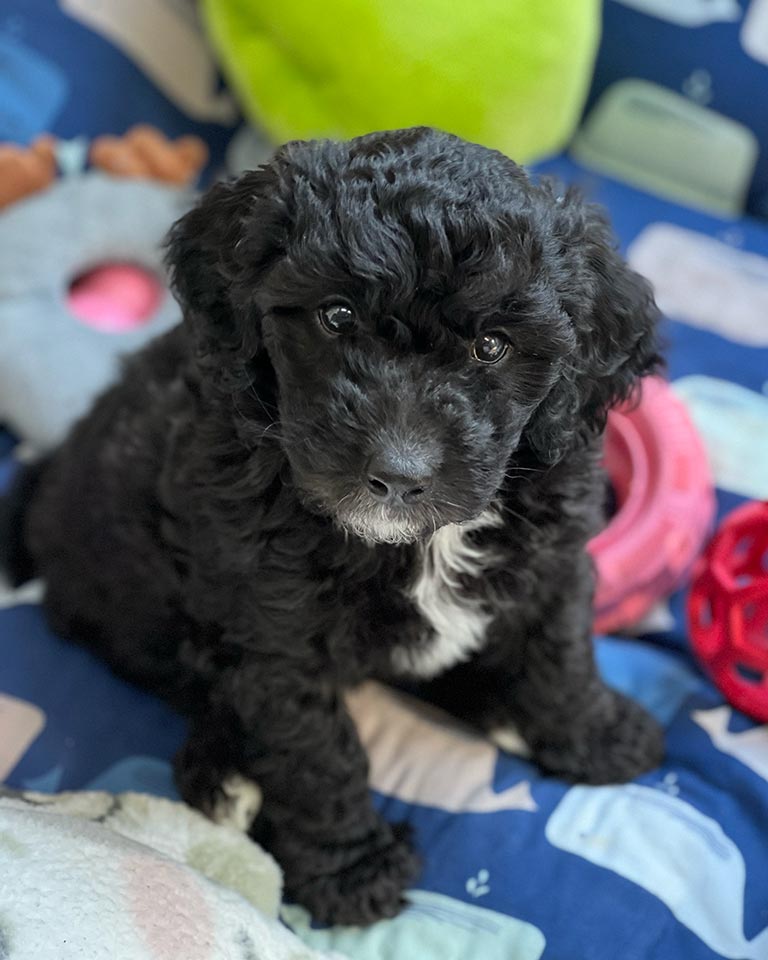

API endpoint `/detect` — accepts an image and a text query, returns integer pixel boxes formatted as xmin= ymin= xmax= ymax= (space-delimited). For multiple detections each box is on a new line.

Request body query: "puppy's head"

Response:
xmin=167 ymin=128 xmax=660 ymax=545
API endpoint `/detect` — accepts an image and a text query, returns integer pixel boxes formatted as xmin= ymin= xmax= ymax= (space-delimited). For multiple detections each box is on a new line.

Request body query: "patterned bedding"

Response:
xmin=2 ymin=155 xmax=768 ymax=960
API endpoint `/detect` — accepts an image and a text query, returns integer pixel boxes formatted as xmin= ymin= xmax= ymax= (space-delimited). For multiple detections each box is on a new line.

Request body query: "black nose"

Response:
xmin=365 ymin=452 xmax=433 ymax=505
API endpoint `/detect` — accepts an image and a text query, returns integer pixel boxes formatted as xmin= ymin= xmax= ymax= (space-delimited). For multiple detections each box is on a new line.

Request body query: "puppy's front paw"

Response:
xmin=286 ymin=824 xmax=421 ymax=926
xmin=533 ymin=691 xmax=665 ymax=785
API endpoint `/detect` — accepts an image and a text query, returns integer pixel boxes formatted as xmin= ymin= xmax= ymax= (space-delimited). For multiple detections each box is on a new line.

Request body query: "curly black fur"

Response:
xmin=6 ymin=128 xmax=665 ymax=925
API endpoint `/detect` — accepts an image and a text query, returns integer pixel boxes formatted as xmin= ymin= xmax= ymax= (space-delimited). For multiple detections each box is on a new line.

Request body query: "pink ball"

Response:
xmin=67 ymin=262 xmax=163 ymax=333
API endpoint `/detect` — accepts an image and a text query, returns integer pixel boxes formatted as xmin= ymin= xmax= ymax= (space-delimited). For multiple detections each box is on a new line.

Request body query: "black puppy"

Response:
xmin=4 ymin=127 xmax=664 ymax=924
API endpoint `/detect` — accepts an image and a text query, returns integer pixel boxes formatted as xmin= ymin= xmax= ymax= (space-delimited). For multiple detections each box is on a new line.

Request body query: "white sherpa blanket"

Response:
xmin=0 ymin=789 xmax=344 ymax=960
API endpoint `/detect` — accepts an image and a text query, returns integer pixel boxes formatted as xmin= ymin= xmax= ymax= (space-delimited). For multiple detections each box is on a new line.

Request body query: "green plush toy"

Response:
xmin=201 ymin=0 xmax=600 ymax=163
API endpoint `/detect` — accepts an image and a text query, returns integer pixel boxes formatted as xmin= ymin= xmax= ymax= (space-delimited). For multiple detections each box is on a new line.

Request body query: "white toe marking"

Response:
xmin=489 ymin=727 xmax=532 ymax=758
xmin=0 ymin=577 xmax=45 ymax=609
xmin=211 ymin=774 xmax=262 ymax=831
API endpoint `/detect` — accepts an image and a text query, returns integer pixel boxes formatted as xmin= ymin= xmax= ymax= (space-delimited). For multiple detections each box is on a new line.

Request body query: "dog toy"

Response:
xmin=590 ymin=377 xmax=716 ymax=633
xmin=90 ymin=125 xmax=208 ymax=185
xmin=0 ymin=136 xmax=57 ymax=210
xmin=688 ymin=501 xmax=768 ymax=722
xmin=0 ymin=124 xmax=207 ymax=445
xmin=0 ymin=172 xmax=191 ymax=449
xmin=67 ymin=262 xmax=164 ymax=334
xmin=200 ymin=0 xmax=600 ymax=164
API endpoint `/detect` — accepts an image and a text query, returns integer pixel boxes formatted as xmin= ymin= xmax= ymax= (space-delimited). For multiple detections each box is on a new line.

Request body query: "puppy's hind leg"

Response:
xmin=41 ymin=577 xmax=200 ymax=708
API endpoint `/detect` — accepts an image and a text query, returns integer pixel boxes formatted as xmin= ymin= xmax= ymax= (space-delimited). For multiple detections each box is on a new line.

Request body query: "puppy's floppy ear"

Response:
xmin=526 ymin=186 xmax=661 ymax=464
xmin=165 ymin=162 xmax=288 ymax=389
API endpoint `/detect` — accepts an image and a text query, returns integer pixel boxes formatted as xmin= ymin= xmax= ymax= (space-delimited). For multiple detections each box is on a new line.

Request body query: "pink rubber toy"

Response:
xmin=688 ymin=501 xmax=768 ymax=722
xmin=67 ymin=262 xmax=163 ymax=333
xmin=590 ymin=376 xmax=715 ymax=633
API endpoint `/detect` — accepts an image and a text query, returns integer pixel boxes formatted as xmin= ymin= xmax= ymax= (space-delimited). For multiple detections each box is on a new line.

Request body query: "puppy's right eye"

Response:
xmin=318 ymin=304 xmax=357 ymax=336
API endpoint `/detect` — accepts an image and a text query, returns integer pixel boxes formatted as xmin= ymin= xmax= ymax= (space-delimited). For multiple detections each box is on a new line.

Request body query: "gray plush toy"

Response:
xmin=0 ymin=172 xmax=193 ymax=449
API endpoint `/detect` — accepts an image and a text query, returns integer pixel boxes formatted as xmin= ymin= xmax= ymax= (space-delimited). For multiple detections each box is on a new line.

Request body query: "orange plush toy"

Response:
xmin=0 ymin=127 xmax=208 ymax=212
xmin=90 ymin=125 xmax=208 ymax=185
xmin=0 ymin=136 xmax=57 ymax=210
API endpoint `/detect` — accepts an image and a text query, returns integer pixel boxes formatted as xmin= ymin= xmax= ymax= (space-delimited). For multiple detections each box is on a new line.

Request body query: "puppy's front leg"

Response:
xmin=174 ymin=660 xmax=420 ymax=925
xmin=422 ymin=552 xmax=664 ymax=784
xmin=497 ymin=555 xmax=664 ymax=783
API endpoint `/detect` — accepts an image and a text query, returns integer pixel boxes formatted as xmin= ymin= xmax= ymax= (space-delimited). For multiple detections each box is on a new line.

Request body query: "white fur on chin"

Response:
xmin=335 ymin=500 xmax=426 ymax=545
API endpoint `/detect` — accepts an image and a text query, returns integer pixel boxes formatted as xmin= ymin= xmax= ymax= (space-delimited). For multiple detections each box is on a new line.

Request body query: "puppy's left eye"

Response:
xmin=318 ymin=304 xmax=357 ymax=336
xmin=471 ymin=333 xmax=509 ymax=364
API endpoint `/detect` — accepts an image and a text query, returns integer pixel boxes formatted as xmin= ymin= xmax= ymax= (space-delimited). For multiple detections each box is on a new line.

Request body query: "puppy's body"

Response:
xmin=9 ymin=128 xmax=665 ymax=924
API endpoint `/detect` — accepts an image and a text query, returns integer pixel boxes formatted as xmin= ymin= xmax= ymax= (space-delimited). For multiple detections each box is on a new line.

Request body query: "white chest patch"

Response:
xmin=392 ymin=510 xmax=502 ymax=678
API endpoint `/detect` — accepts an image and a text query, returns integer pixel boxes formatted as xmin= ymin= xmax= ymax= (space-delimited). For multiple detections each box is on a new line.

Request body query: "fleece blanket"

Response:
xmin=0 ymin=788 xmax=342 ymax=960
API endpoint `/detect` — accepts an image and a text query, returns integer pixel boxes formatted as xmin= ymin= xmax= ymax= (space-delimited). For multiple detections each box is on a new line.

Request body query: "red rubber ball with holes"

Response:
xmin=689 ymin=501 xmax=768 ymax=723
